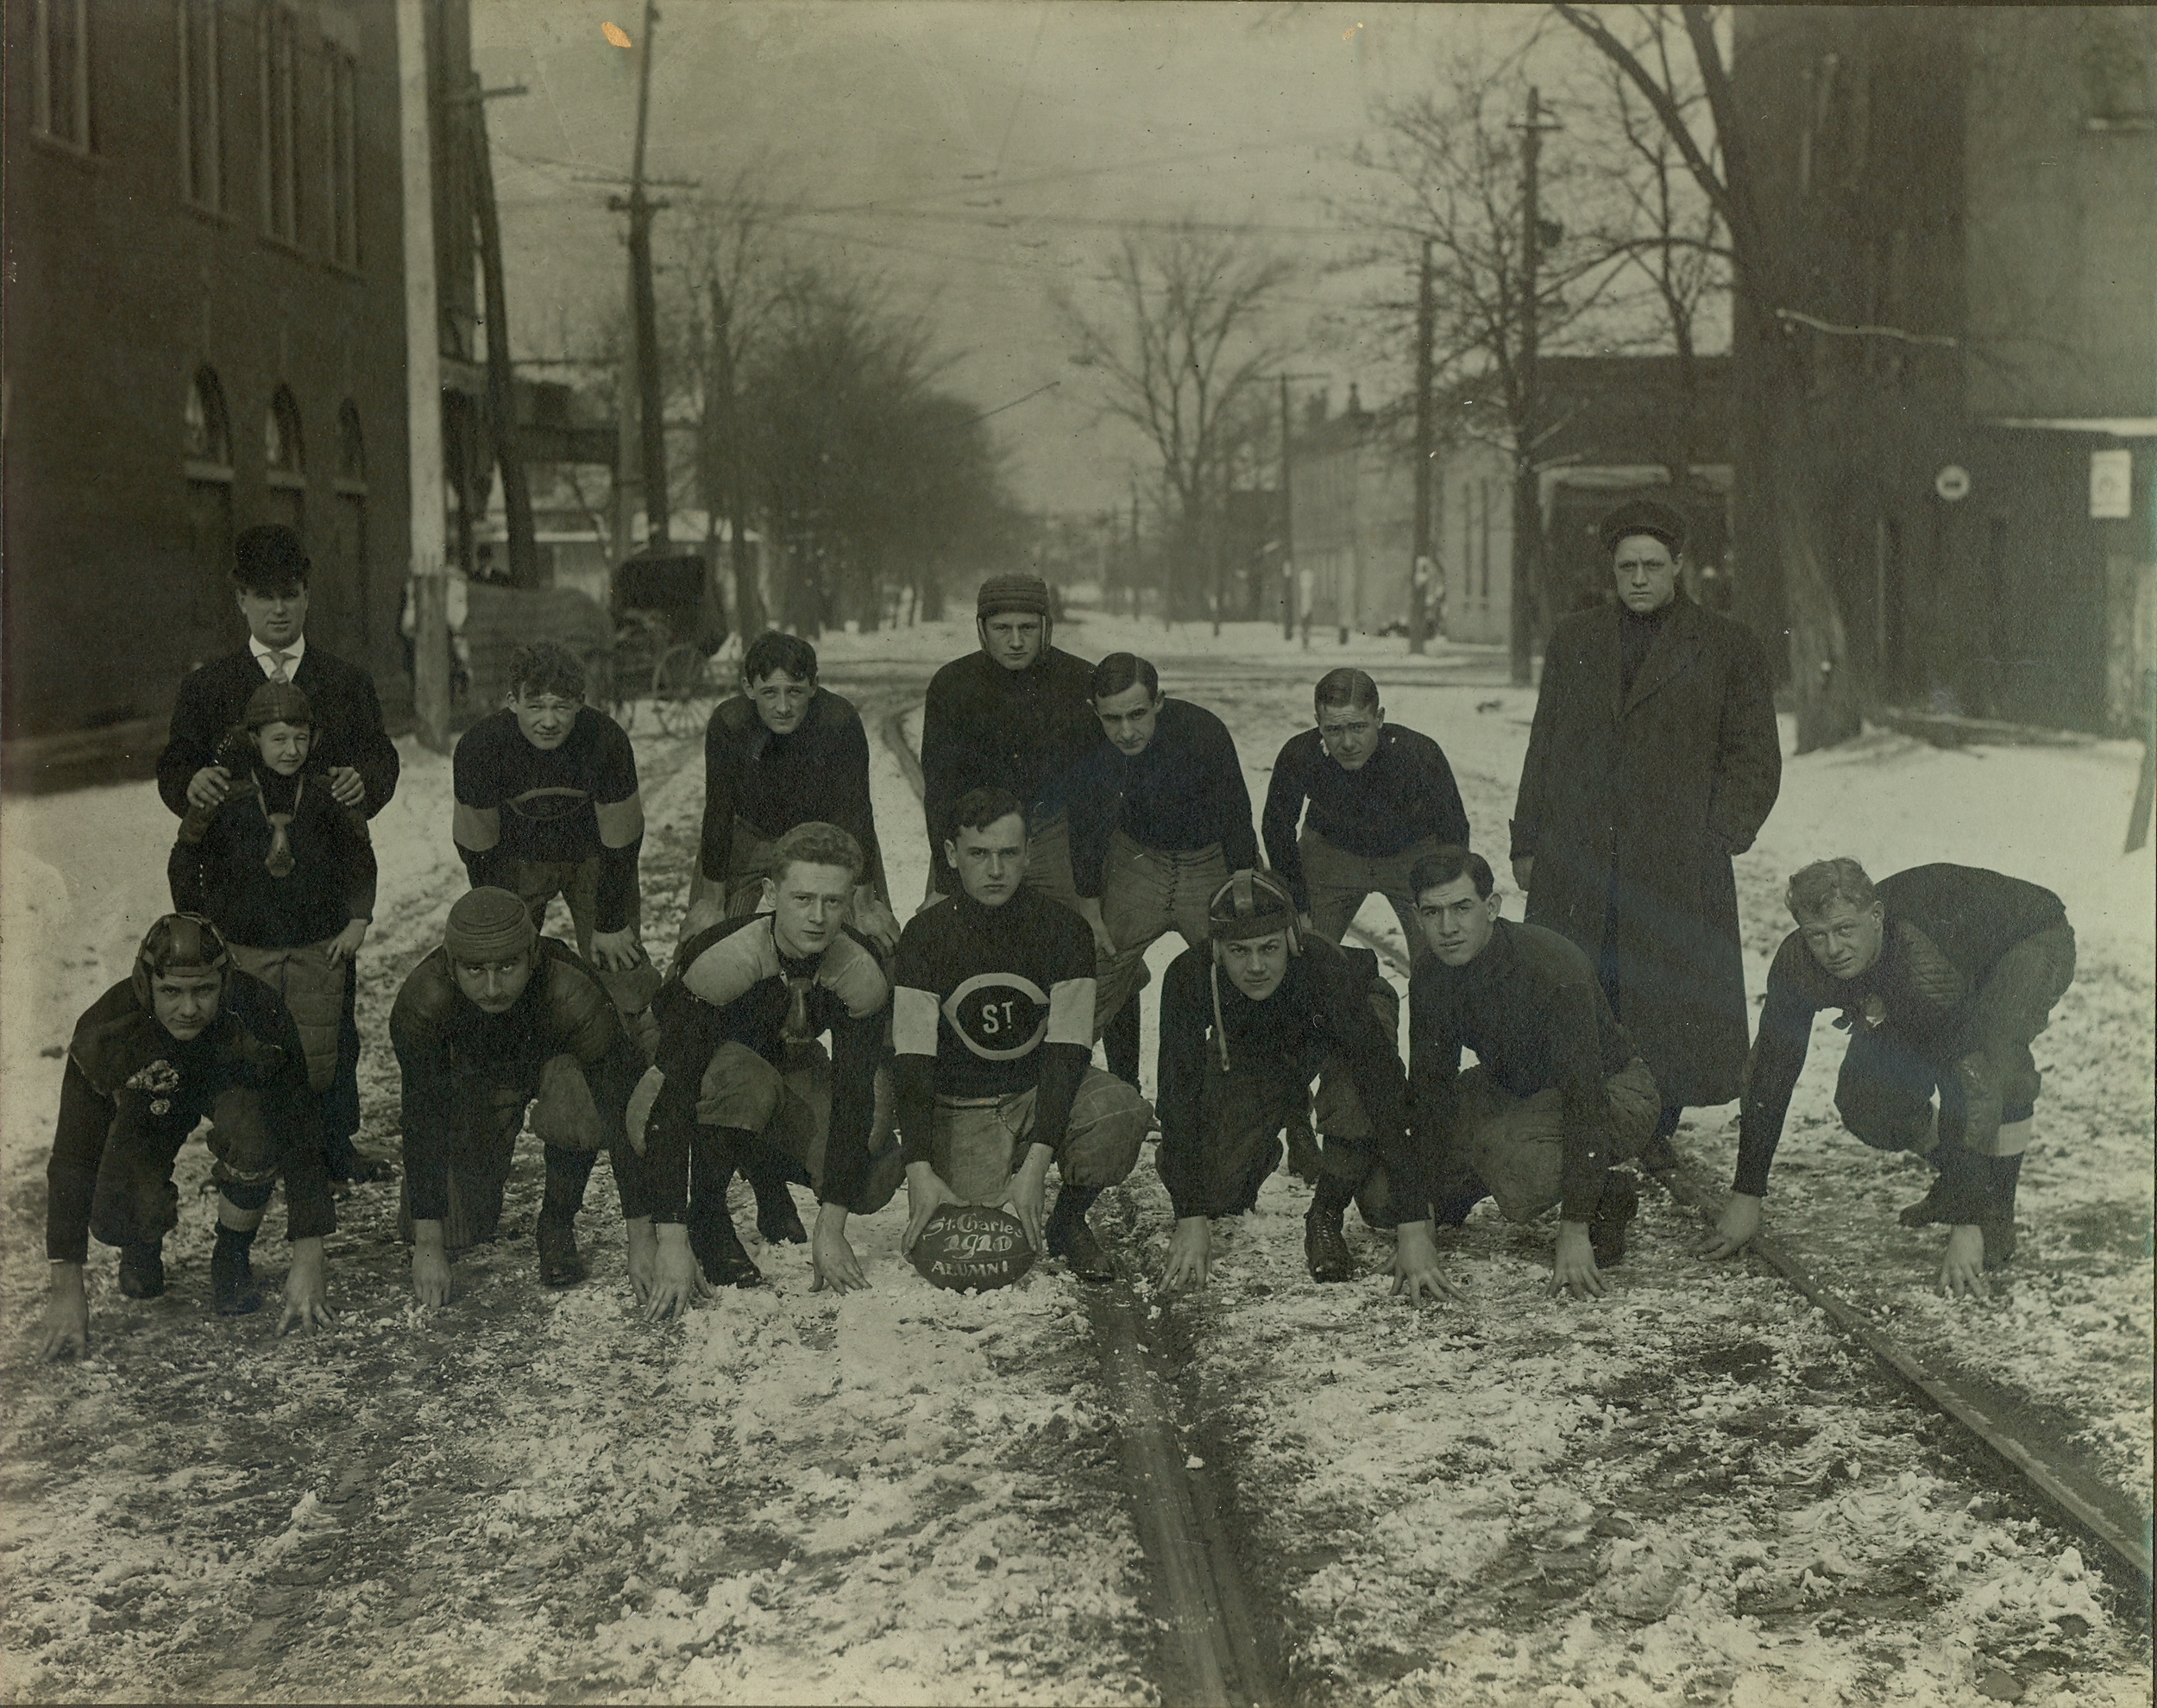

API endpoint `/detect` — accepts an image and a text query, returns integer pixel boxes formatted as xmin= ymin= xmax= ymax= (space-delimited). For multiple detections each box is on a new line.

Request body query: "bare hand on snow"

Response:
xmin=1939 ymin=1224 xmax=1990 ymax=1300
xmin=276 ymin=1238 xmax=335 ymax=1336
xmin=644 ymin=1225 xmax=707 ymax=1321
xmin=1550 ymin=1221 xmax=1608 ymax=1300
xmin=809 ymin=1209 xmax=867 ymax=1292
xmin=40 ymin=1262 xmax=90 ymax=1360
xmin=1697 ymin=1191 xmax=1763 ymax=1261
xmin=1161 ymin=1216 xmax=1212 ymax=1292
xmin=1389 ymin=1221 xmax=1466 ymax=1305
xmin=411 ymin=1225 xmax=452 ymax=1307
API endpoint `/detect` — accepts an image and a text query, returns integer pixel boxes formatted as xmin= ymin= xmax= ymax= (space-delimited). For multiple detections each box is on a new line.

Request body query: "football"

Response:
xmin=908 ymin=1204 xmax=1036 ymax=1292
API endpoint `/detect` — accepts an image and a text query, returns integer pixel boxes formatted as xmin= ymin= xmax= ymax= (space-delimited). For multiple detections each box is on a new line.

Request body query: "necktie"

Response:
xmin=261 ymin=779 xmax=299 ymax=877
xmin=782 ymin=975 xmax=814 ymax=1044
xmin=267 ymin=650 xmax=292 ymax=682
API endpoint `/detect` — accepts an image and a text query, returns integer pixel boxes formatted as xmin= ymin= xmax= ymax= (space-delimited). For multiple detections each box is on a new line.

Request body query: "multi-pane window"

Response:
xmin=185 ymin=369 xmax=234 ymax=477
xmin=32 ymin=0 xmax=93 ymax=151
xmin=324 ymin=44 xmax=359 ymax=267
xmin=179 ymin=0 xmax=223 ymax=210
xmin=258 ymin=2 xmax=299 ymax=242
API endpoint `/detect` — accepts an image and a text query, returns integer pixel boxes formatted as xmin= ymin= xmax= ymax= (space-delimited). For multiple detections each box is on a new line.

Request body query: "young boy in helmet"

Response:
xmin=1699 ymin=859 xmax=2075 ymax=1298
xmin=158 ymin=523 xmax=400 ymax=1185
xmin=1154 ymin=868 xmax=1450 ymax=1296
xmin=452 ymin=640 xmax=657 ymax=1048
xmin=168 ymin=680 xmax=376 ymax=1168
xmin=890 ymin=788 xmax=1155 ymax=1281
xmin=390 ymin=888 xmax=655 ymax=1300
xmin=40 ymin=915 xmax=338 ymax=1357
xmin=635 ymin=822 xmax=903 ymax=1316
xmin=1408 ymin=847 xmax=1660 ymax=1301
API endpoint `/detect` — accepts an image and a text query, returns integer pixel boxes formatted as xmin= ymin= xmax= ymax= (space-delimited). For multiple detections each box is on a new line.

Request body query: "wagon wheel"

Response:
xmin=650 ymin=643 xmax=717 ymax=738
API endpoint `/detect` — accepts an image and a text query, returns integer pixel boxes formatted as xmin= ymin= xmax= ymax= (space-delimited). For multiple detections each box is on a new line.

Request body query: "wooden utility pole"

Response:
xmin=396 ymin=0 xmax=449 ymax=750
xmin=611 ymin=0 xmax=671 ymax=552
xmin=1279 ymin=374 xmax=1296 ymax=641
xmin=1510 ymin=85 xmax=1558 ymax=688
xmin=1411 ymin=236 xmax=1435 ymax=656
xmin=466 ymin=72 xmax=538 ymax=587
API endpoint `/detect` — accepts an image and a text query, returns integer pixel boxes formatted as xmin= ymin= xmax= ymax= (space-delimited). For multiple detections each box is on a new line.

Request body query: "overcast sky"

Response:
xmin=472 ymin=2 xmax=1592 ymax=515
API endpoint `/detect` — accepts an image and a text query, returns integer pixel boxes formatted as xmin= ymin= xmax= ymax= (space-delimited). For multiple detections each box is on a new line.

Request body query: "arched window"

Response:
xmin=336 ymin=399 xmax=365 ymax=487
xmin=184 ymin=367 xmax=232 ymax=476
xmin=266 ymin=386 xmax=304 ymax=483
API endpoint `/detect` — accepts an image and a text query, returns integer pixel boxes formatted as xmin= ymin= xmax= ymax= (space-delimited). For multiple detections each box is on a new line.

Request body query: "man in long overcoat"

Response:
xmin=1508 ymin=499 xmax=1782 ymax=1151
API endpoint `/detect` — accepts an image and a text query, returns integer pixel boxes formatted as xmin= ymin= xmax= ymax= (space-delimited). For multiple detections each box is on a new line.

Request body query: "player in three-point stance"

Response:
xmin=1154 ymin=868 xmax=1450 ymax=1297
xmin=1408 ymin=848 xmax=1662 ymax=1301
xmin=891 ymin=787 xmax=1154 ymax=1282
xmin=636 ymin=823 xmax=904 ymax=1315
xmin=390 ymin=888 xmax=653 ymax=1300
xmin=1700 ymin=859 xmax=2076 ymax=1298
xmin=41 ymin=914 xmax=337 ymax=1353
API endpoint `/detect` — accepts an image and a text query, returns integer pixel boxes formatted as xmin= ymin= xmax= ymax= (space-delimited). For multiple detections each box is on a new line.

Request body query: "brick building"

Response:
xmin=1731 ymin=6 xmax=2155 ymax=733
xmin=1287 ymin=387 xmax=1418 ymax=639
xmin=2 ymin=0 xmax=428 ymax=755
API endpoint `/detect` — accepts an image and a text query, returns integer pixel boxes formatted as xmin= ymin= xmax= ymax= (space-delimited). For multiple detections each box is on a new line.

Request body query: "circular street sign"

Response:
xmin=1935 ymin=464 xmax=1971 ymax=502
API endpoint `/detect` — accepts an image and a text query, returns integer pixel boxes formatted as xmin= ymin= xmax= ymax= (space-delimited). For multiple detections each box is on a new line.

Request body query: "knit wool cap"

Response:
xmin=976 ymin=573 xmax=1051 ymax=619
xmin=244 ymin=681 xmax=313 ymax=731
xmin=1597 ymin=498 xmax=1688 ymax=559
xmin=1207 ymin=869 xmax=1298 ymax=944
xmin=444 ymin=887 xmax=538 ymax=963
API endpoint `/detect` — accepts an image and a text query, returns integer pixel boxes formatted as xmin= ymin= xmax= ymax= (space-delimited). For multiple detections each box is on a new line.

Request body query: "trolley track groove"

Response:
xmin=874 ymin=690 xmax=1286 ymax=1705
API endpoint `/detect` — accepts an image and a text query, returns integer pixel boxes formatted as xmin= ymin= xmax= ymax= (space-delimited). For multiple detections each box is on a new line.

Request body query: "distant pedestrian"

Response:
xmin=1154 ymin=868 xmax=1444 ymax=1296
xmin=1071 ymin=654 xmax=1258 ymax=1050
xmin=390 ymin=888 xmax=653 ymax=1299
xmin=40 ymin=915 xmax=337 ymax=1353
xmin=1261 ymin=667 xmax=1470 ymax=947
xmin=1408 ymin=848 xmax=1661 ymax=1300
xmin=891 ymin=788 xmax=1154 ymax=1283
xmin=168 ymin=681 xmax=376 ymax=1172
xmin=1510 ymin=499 xmax=1781 ymax=1161
xmin=1701 ymin=860 xmax=2076 ymax=1298
xmin=159 ymin=524 xmax=399 ymax=1186
xmin=452 ymin=640 xmax=658 ymax=1044
xmin=679 ymin=631 xmax=896 ymax=956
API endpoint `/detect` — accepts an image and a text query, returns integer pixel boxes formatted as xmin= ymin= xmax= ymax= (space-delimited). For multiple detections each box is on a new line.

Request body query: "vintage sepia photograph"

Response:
xmin=1 ymin=2 xmax=2151 ymax=1701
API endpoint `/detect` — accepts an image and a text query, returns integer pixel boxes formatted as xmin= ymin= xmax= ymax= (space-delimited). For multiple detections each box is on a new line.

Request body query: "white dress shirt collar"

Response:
xmin=250 ymin=634 xmax=308 ymax=678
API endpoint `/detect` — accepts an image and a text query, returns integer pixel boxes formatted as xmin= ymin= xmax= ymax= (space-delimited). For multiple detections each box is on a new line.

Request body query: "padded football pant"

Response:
xmin=931 ymin=1070 xmax=1152 ymax=1203
xmin=1426 ymin=1058 xmax=1661 ymax=1224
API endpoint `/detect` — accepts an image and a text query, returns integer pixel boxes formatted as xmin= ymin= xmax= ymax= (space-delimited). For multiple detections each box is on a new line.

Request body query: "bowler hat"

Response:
xmin=233 ymin=524 xmax=311 ymax=590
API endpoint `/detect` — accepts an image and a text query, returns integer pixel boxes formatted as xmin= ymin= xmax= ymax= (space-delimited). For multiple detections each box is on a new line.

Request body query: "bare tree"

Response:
xmin=1575 ymin=32 xmax=1731 ymax=487
xmin=1346 ymin=59 xmax=1634 ymax=674
xmin=662 ymin=165 xmax=800 ymax=640
xmin=1555 ymin=2 xmax=1862 ymax=750
xmin=1056 ymin=220 xmax=1295 ymax=626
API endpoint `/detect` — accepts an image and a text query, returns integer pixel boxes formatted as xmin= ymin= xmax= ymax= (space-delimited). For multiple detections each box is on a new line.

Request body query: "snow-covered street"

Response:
xmin=2 ymin=616 xmax=2149 ymax=1703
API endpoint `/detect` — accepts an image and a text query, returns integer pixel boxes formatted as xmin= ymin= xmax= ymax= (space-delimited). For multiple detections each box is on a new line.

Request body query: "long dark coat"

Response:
xmin=1509 ymin=593 xmax=1782 ymax=1108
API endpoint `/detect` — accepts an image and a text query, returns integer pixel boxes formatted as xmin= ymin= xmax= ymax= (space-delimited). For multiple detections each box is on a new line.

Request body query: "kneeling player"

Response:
xmin=1701 ymin=859 xmax=2076 ymax=1298
xmin=638 ymin=823 xmax=903 ymax=1316
xmin=41 ymin=916 xmax=336 ymax=1356
xmin=1155 ymin=869 xmax=1452 ymax=1297
xmin=1409 ymin=849 xmax=1660 ymax=1300
xmin=391 ymin=888 xmax=652 ymax=1301
xmin=893 ymin=788 xmax=1155 ymax=1281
